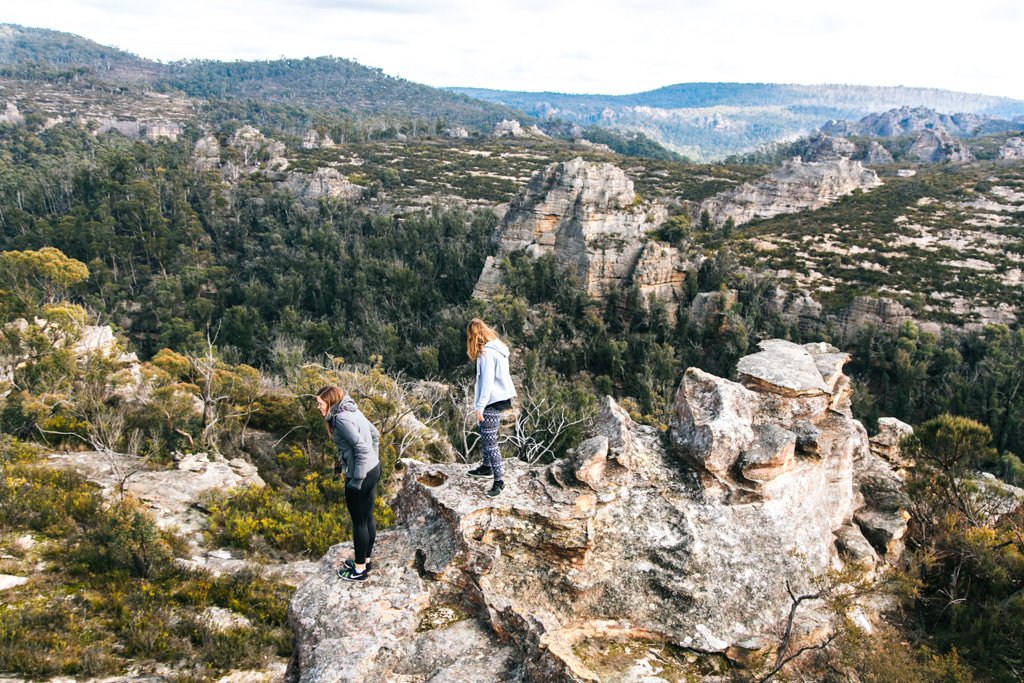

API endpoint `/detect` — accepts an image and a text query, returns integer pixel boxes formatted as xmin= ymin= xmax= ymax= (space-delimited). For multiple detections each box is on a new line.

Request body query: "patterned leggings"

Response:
xmin=480 ymin=407 xmax=504 ymax=481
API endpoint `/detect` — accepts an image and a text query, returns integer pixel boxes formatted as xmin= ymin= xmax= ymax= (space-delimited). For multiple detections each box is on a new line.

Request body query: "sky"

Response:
xmin=3 ymin=0 xmax=1023 ymax=99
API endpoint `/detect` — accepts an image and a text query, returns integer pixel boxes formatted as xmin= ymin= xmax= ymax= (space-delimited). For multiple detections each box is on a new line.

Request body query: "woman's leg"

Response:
xmin=344 ymin=465 xmax=380 ymax=565
xmin=366 ymin=471 xmax=379 ymax=560
xmin=480 ymin=408 xmax=503 ymax=482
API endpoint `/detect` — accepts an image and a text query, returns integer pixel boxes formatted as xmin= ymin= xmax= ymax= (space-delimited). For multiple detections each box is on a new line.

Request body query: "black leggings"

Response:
xmin=345 ymin=464 xmax=380 ymax=564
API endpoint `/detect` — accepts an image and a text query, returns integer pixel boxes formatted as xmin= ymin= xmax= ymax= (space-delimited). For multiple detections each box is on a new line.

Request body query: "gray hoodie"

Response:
xmin=328 ymin=395 xmax=380 ymax=489
xmin=474 ymin=339 xmax=517 ymax=413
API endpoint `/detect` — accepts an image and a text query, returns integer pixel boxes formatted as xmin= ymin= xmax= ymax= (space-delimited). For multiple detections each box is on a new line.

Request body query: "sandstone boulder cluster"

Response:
xmin=288 ymin=340 xmax=911 ymax=682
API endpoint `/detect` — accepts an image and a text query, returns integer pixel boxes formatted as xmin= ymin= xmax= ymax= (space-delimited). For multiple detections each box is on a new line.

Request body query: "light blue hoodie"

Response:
xmin=474 ymin=339 xmax=517 ymax=413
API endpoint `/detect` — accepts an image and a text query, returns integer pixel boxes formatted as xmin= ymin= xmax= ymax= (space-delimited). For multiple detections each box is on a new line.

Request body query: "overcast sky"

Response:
xmin=4 ymin=0 xmax=1023 ymax=99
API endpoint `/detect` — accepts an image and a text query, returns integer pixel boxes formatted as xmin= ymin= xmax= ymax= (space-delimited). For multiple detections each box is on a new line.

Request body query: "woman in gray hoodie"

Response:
xmin=316 ymin=385 xmax=380 ymax=582
xmin=466 ymin=318 xmax=517 ymax=497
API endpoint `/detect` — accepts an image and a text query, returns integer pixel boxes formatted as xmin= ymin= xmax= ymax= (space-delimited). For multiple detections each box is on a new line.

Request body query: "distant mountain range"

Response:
xmin=5 ymin=23 xmax=1024 ymax=160
xmin=452 ymin=84 xmax=1024 ymax=160
xmin=0 ymin=24 xmax=524 ymax=130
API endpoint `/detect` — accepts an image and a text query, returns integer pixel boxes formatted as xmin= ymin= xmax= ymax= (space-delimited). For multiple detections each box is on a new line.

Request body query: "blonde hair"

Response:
xmin=466 ymin=318 xmax=499 ymax=360
xmin=316 ymin=385 xmax=345 ymax=411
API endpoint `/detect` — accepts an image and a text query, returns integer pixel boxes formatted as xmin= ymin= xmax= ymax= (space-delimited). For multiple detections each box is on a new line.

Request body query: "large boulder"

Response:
xmin=473 ymin=158 xmax=670 ymax=300
xmin=289 ymin=341 xmax=911 ymax=681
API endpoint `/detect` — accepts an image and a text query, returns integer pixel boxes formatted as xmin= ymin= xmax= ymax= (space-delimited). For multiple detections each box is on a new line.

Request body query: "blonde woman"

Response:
xmin=466 ymin=318 xmax=517 ymax=497
xmin=316 ymin=385 xmax=380 ymax=582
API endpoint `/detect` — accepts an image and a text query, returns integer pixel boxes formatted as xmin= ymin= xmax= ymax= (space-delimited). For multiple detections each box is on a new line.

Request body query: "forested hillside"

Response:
xmin=0 ymin=23 xmax=1022 ymax=683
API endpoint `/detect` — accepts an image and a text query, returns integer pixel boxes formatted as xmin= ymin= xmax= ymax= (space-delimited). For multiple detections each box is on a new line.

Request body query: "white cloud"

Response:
xmin=2 ymin=0 xmax=1022 ymax=99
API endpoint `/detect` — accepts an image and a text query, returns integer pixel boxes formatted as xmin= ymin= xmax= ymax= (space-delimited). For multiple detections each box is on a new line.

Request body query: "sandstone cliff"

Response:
xmin=287 ymin=340 xmax=909 ymax=682
xmin=473 ymin=158 xmax=675 ymax=300
xmin=698 ymin=158 xmax=881 ymax=227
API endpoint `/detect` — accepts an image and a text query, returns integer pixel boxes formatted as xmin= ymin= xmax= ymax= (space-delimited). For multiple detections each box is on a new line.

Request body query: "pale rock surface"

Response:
xmin=46 ymin=450 xmax=264 ymax=550
xmin=229 ymin=125 xmax=289 ymax=174
xmin=862 ymin=141 xmax=894 ymax=164
xmin=823 ymin=106 xmax=986 ymax=138
xmin=301 ymin=129 xmax=334 ymax=149
xmin=494 ymin=119 xmax=541 ymax=138
xmin=869 ymin=417 xmax=915 ymax=469
xmin=202 ymin=606 xmax=253 ymax=631
xmin=829 ymin=296 xmax=940 ymax=345
xmin=802 ymin=134 xmax=856 ymax=161
xmin=473 ymin=158 xmax=670 ymax=299
xmin=908 ymin=129 xmax=975 ymax=163
xmin=193 ymin=134 xmax=221 ymax=171
xmin=281 ymin=167 xmax=364 ymax=203
xmin=0 ymin=574 xmax=29 ymax=591
xmin=0 ymin=100 xmax=23 ymax=125
xmin=290 ymin=342 xmax=910 ymax=681
xmin=699 ymin=158 xmax=881 ymax=227
xmin=998 ymin=137 xmax=1024 ymax=160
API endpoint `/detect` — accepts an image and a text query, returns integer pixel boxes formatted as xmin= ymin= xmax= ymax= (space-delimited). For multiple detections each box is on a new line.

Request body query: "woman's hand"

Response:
xmin=476 ymin=410 xmax=484 ymax=423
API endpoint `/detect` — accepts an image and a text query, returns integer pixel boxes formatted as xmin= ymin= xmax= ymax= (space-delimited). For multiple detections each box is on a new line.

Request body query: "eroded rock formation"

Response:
xmin=698 ymin=158 xmax=881 ymax=227
xmin=288 ymin=340 xmax=910 ymax=682
xmin=907 ymin=129 xmax=975 ymax=164
xmin=281 ymin=167 xmax=365 ymax=203
xmin=473 ymin=158 xmax=673 ymax=300
xmin=998 ymin=137 xmax=1024 ymax=160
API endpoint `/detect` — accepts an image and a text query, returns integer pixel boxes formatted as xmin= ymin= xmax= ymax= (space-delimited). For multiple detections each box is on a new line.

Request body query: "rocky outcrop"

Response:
xmin=869 ymin=417 xmax=914 ymax=469
xmin=998 ymin=137 xmax=1024 ymax=160
xmin=289 ymin=341 xmax=909 ymax=682
xmin=94 ymin=118 xmax=182 ymax=141
xmin=698 ymin=158 xmax=881 ymax=227
xmin=473 ymin=158 xmax=670 ymax=299
xmin=301 ymin=129 xmax=335 ymax=149
xmin=862 ymin=140 xmax=895 ymax=164
xmin=907 ymin=129 xmax=975 ymax=163
xmin=47 ymin=450 xmax=264 ymax=552
xmin=802 ymin=134 xmax=856 ymax=161
xmin=631 ymin=242 xmax=687 ymax=306
xmin=493 ymin=119 xmax=546 ymax=138
xmin=193 ymin=134 xmax=222 ymax=171
xmin=225 ymin=126 xmax=289 ymax=177
xmin=0 ymin=100 xmax=24 ymax=125
xmin=823 ymin=106 xmax=986 ymax=138
xmin=280 ymin=167 xmax=364 ymax=203
xmin=831 ymin=296 xmax=915 ymax=342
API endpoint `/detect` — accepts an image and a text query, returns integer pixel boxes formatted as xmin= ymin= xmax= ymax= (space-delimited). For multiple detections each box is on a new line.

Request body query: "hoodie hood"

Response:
xmin=328 ymin=395 xmax=359 ymax=420
xmin=484 ymin=339 xmax=510 ymax=358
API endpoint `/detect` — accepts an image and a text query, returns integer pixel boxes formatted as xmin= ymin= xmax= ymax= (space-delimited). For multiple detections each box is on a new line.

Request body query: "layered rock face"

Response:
xmin=907 ymin=128 xmax=975 ymax=163
xmin=288 ymin=340 xmax=909 ymax=682
xmin=473 ymin=158 xmax=672 ymax=299
xmin=698 ymin=158 xmax=881 ymax=227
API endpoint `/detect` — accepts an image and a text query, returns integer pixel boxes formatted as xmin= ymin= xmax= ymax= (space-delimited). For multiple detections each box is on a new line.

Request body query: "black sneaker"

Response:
xmin=486 ymin=480 xmax=505 ymax=498
xmin=468 ymin=465 xmax=493 ymax=479
xmin=344 ymin=558 xmax=373 ymax=573
xmin=337 ymin=566 xmax=369 ymax=582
